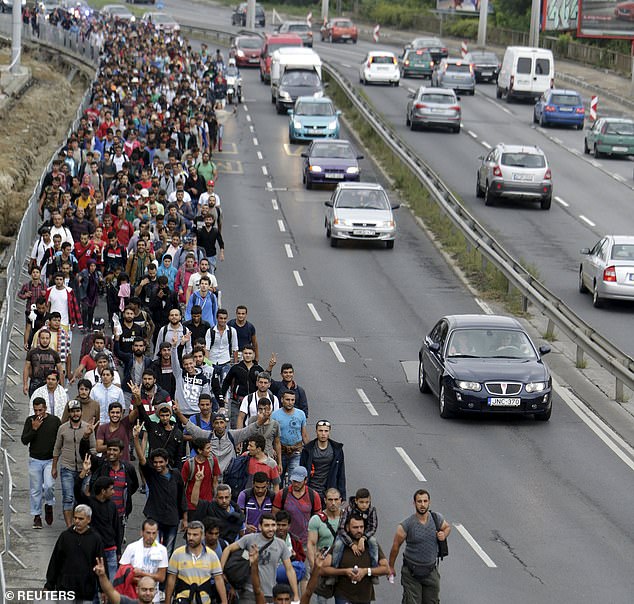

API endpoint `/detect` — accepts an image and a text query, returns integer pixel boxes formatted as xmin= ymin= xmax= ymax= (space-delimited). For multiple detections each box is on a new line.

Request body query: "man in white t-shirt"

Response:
xmin=186 ymin=258 xmax=218 ymax=301
xmin=237 ymin=372 xmax=279 ymax=428
xmin=119 ymin=519 xmax=169 ymax=603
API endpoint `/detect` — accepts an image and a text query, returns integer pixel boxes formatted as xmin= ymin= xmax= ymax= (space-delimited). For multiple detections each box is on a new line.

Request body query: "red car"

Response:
xmin=615 ymin=1 xmax=634 ymax=20
xmin=320 ymin=18 xmax=358 ymax=43
xmin=231 ymin=35 xmax=264 ymax=67
xmin=259 ymin=33 xmax=303 ymax=82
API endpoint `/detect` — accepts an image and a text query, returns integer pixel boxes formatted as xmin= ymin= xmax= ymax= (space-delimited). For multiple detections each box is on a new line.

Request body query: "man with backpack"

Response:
xmin=181 ymin=438 xmax=222 ymax=520
xmin=237 ymin=472 xmax=275 ymax=534
xmin=208 ymin=308 xmax=238 ymax=385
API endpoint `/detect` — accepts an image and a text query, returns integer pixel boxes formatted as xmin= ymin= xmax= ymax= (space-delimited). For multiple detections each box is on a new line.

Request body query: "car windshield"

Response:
xmin=413 ymin=38 xmax=441 ymax=48
xmin=421 ymin=93 xmax=455 ymax=104
xmin=238 ymin=38 xmax=262 ymax=49
xmin=288 ymin=24 xmax=308 ymax=32
xmin=408 ymin=51 xmax=431 ymax=63
xmin=605 ymin=121 xmax=634 ymax=135
xmin=446 ymin=329 xmax=536 ymax=359
xmin=296 ymin=101 xmax=335 ymax=116
xmin=267 ymin=43 xmax=296 ymax=54
xmin=371 ymin=56 xmax=395 ymax=64
xmin=109 ymin=7 xmax=129 ymax=14
xmin=281 ymin=71 xmax=320 ymax=86
xmin=150 ymin=14 xmax=172 ymax=23
xmin=501 ymin=153 xmax=546 ymax=168
xmin=550 ymin=94 xmax=581 ymax=106
xmin=333 ymin=20 xmax=352 ymax=27
xmin=336 ymin=190 xmax=390 ymax=210
xmin=313 ymin=143 xmax=356 ymax=159
xmin=611 ymin=244 xmax=634 ymax=260
xmin=471 ymin=52 xmax=497 ymax=62
xmin=446 ymin=64 xmax=470 ymax=73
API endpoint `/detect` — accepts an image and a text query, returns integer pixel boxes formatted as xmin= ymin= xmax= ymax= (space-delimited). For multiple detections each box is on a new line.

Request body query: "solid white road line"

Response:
xmin=356 ymin=388 xmax=379 ymax=416
xmin=271 ymin=199 xmax=279 ymax=210
xmin=253 ymin=137 xmax=259 ymax=146
xmin=554 ymin=379 xmax=634 ymax=472
xmin=474 ymin=298 xmax=494 ymax=315
xmin=579 ymin=215 xmax=596 ymax=227
xmin=262 ymin=166 xmax=268 ymax=176
xmin=329 ymin=341 xmax=346 ymax=363
xmin=481 ymin=141 xmax=491 ymax=149
xmin=341 ymin=62 xmax=351 ymax=68
xmin=285 ymin=244 xmax=293 ymax=258
xmin=277 ymin=219 xmax=286 ymax=232
xmin=554 ymin=195 xmax=569 ymax=207
xmin=307 ymin=303 xmax=322 ymax=322
xmin=454 ymin=524 xmax=498 ymax=568
xmin=395 ymin=447 xmax=426 ymax=481
xmin=246 ymin=114 xmax=252 ymax=122
xmin=293 ymin=270 xmax=303 ymax=287
xmin=257 ymin=151 xmax=263 ymax=160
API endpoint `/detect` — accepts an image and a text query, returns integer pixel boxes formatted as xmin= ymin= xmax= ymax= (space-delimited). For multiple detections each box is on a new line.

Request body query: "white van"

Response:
xmin=270 ymin=47 xmax=322 ymax=99
xmin=496 ymin=47 xmax=554 ymax=102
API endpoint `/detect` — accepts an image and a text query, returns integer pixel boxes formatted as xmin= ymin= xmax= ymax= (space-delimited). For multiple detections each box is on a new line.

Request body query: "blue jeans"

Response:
xmin=60 ymin=467 xmax=79 ymax=511
xmin=281 ymin=452 xmax=301 ymax=487
xmin=104 ymin=548 xmax=118 ymax=580
xmin=159 ymin=523 xmax=178 ymax=558
xmin=29 ymin=457 xmax=55 ymax=516
xmin=206 ymin=255 xmax=217 ymax=273
xmin=332 ymin=536 xmax=379 ymax=568
xmin=316 ymin=597 xmax=332 ymax=604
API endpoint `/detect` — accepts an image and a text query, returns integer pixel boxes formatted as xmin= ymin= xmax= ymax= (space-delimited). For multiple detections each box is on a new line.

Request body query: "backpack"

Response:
xmin=223 ymin=453 xmax=249 ymax=500
xmin=209 ymin=326 xmax=233 ymax=356
xmin=280 ymin=486 xmax=318 ymax=515
xmin=223 ymin=538 xmax=274 ymax=589
xmin=431 ymin=511 xmax=448 ymax=560
xmin=156 ymin=324 xmax=189 ymax=348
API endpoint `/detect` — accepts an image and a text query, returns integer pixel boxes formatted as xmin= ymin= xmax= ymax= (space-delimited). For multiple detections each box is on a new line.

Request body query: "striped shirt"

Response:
xmin=167 ymin=544 xmax=222 ymax=604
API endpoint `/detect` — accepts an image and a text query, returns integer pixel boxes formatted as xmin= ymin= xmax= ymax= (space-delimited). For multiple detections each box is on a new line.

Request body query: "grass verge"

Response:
xmin=326 ymin=72 xmax=537 ymax=315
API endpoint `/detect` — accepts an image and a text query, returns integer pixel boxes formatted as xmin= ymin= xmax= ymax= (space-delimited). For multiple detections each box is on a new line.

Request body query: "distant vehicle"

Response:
xmin=275 ymin=69 xmax=323 ymax=114
xmin=583 ymin=117 xmax=634 ymax=158
xmin=614 ymin=1 xmax=634 ymax=20
xmin=302 ymin=140 xmax=363 ymax=188
xmin=0 ymin=0 xmax=26 ymax=13
xmin=409 ymin=37 xmax=448 ymax=63
xmin=320 ymin=18 xmax=358 ymax=43
xmin=359 ymin=51 xmax=400 ymax=86
xmin=231 ymin=35 xmax=264 ymax=67
xmin=399 ymin=49 xmax=434 ymax=79
xmin=125 ymin=0 xmax=154 ymax=5
xmin=533 ymin=89 xmax=584 ymax=129
xmin=463 ymin=50 xmax=500 ymax=83
xmin=232 ymin=2 xmax=265 ymax=27
xmin=324 ymin=182 xmax=399 ymax=249
xmin=497 ymin=46 xmax=554 ymax=102
xmin=431 ymin=58 xmax=475 ymax=95
xmin=270 ymin=47 xmax=321 ymax=101
xmin=288 ymin=96 xmax=340 ymax=143
xmin=418 ymin=314 xmax=552 ymax=420
xmin=101 ymin=4 xmax=134 ymax=20
xmin=276 ymin=21 xmax=313 ymax=47
xmin=406 ymin=87 xmax=461 ymax=133
xmin=476 ymin=143 xmax=552 ymax=210
xmin=142 ymin=12 xmax=180 ymax=32
xmin=259 ymin=32 xmax=304 ymax=83
xmin=579 ymin=235 xmax=634 ymax=307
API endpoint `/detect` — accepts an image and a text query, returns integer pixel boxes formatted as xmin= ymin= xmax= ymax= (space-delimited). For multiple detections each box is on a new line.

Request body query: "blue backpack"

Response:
xmin=223 ymin=454 xmax=249 ymax=501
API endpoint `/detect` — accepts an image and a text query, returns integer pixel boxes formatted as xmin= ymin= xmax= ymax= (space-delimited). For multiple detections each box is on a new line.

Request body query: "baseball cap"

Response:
xmin=207 ymin=179 xmax=215 ymax=186
xmin=289 ymin=466 xmax=308 ymax=482
xmin=213 ymin=412 xmax=228 ymax=423
xmin=155 ymin=402 xmax=172 ymax=413
xmin=68 ymin=400 xmax=82 ymax=410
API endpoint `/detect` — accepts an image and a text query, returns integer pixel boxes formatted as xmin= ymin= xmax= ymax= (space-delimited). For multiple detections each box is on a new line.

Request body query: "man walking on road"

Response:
xmin=389 ymin=489 xmax=451 ymax=604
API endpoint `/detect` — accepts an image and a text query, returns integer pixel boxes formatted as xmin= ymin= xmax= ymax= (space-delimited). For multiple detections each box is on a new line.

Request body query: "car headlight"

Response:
xmin=237 ymin=50 xmax=245 ymax=57
xmin=455 ymin=380 xmax=482 ymax=391
xmin=345 ymin=167 xmax=359 ymax=174
xmin=309 ymin=165 xmax=322 ymax=172
xmin=378 ymin=220 xmax=395 ymax=228
xmin=293 ymin=119 xmax=302 ymax=129
xmin=279 ymin=90 xmax=291 ymax=100
xmin=327 ymin=120 xmax=338 ymax=130
xmin=334 ymin=218 xmax=352 ymax=226
xmin=525 ymin=382 xmax=548 ymax=393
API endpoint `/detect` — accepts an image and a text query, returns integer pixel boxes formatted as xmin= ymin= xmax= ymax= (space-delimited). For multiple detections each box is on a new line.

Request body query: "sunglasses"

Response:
xmin=316 ymin=420 xmax=331 ymax=428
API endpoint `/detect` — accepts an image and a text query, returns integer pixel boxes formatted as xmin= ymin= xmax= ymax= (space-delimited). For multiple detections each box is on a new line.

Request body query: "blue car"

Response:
xmin=301 ymin=140 xmax=363 ymax=189
xmin=288 ymin=96 xmax=341 ymax=143
xmin=533 ymin=89 xmax=585 ymax=129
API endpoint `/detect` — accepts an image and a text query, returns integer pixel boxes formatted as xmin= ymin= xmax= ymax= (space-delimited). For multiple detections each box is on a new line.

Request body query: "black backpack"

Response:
xmin=223 ymin=454 xmax=249 ymax=501
xmin=223 ymin=538 xmax=274 ymax=589
xmin=279 ymin=486 xmax=318 ymax=515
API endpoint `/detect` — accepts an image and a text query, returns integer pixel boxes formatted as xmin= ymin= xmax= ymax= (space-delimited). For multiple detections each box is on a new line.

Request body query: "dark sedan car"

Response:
xmin=301 ymin=140 xmax=363 ymax=188
xmin=463 ymin=50 xmax=500 ymax=83
xmin=418 ymin=315 xmax=552 ymax=420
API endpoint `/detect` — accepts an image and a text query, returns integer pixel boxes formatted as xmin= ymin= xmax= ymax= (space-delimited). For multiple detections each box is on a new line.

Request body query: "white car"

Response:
xmin=359 ymin=51 xmax=400 ymax=86
xmin=101 ymin=4 xmax=134 ymax=21
xmin=142 ymin=12 xmax=180 ymax=32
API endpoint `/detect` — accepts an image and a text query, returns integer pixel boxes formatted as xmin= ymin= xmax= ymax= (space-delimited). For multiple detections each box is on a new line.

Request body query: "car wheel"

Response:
xmin=325 ymin=223 xmax=331 ymax=237
xmin=533 ymin=110 xmax=538 ymax=124
xmin=476 ymin=173 xmax=484 ymax=198
xmin=410 ymin=118 xmax=416 ymax=131
xmin=577 ymin=121 xmax=584 ymax=130
xmin=275 ymin=103 xmax=285 ymax=115
xmin=271 ymin=94 xmax=276 ymax=104
xmin=484 ymin=182 xmax=495 ymax=206
xmin=539 ymin=113 xmax=547 ymax=128
xmin=418 ymin=359 xmax=430 ymax=393
xmin=330 ymin=236 xmax=338 ymax=247
xmin=406 ymin=112 xmax=411 ymax=126
xmin=496 ymin=86 xmax=502 ymax=99
xmin=540 ymin=195 xmax=551 ymax=210
xmin=506 ymin=90 xmax=513 ymax=103
xmin=352 ymin=38 xmax=357 ymax=44
xmin=453 ymin=124 xmax=460 ymax=133
xmin=578 ymin=268 xmax=588 ymax=293
xmin=593 ymin=282 xmax=603 ymax=308
xmin=594 ymin=144 xmax=602 ymax=159
xmin=583 ymin=138 xmax=590 ymax=154
xmin=439 ymin=383 xmax=454 ymax=418
xmin=385 ymin=240 xmax=395 ymax=249
xmin=534 ymin=405 xmax=552 ymax=421
xmin=306 ymin=177 xmax=313 ymax=190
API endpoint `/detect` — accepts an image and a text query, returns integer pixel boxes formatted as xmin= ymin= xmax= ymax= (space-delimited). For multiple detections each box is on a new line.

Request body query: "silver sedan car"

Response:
xmin=324 ymin=182 xmax=400 ymax=249
xmin=406 ymin=87 xmax=461 ymax=133
xmin=579 ymin=235 xmax=634 ymax=307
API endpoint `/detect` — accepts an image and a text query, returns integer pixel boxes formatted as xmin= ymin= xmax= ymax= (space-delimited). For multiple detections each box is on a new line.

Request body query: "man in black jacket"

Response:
xmin=300 ymin=420 xmax=346 ymax=502
xmin=134 ymin=399 xmax=185 ymax=469
xmin=45 ymin=504 xmax=104 ymax=601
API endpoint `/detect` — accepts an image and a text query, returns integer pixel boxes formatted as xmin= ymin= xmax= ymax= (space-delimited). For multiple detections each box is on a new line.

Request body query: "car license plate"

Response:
xmin=341 ymin=35 xmax=350 ymax=38
xmin=613 ymin=146 xmax=628 ymax=152
xmin=513 ymin=174 xmax=533 ymax=181
xmin=325 ymin=173 xmax=344 ymax=179
xmin=307 ymin=129 xmax=321 ymax=134
xmin=249 ymin=58 xmax=259 ymax=63
xmin=488 ymin=398 xmax=521 ymax=407
xmin=481 ymin=71 xmax=492 ymax=76
xmin=559 ymin=107 xmax=573 ymax=112
xmin=353 ymin=229 xmax=375 ymax=236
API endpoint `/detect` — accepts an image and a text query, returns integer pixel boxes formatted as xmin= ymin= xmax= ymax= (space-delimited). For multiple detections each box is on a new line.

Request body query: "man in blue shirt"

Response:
xmin=271 ymin=390 xmax=309 ymax=487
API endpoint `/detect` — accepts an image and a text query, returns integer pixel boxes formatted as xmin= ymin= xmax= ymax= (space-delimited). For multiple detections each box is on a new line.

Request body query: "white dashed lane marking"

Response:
xmin=293 ymin=271 xmax=303 ymax=287
xmin=579 ymin=215 xmax=596 ymax=227
xmin=454 ymin=524 xmax=498 ymax=568
xmin=329 ymin=341 xmax=346 ymax=363
xmin=257 ymin=151 xmax=263 ymax=160
xmin=395 ymin=447 xmax=426 ymax=481
xmin=262 ymin=166 xmax=268 ymax=176
xmin=481 ymin=141 xmax=491 ymax=149
xmin=277 ymin=219 xmax=285 ymax=232
xmin=271 ymin=199 xmax=278 ymax=210
xmin=285 ymin=244 xmax=293 ymax=258
xmin=356 ymin=388 xmax=378 ymax=416
xmin=253 ymin=137 xmax=259 ymax=146
xmin=554 ymin=196 xmax=569 ymax=207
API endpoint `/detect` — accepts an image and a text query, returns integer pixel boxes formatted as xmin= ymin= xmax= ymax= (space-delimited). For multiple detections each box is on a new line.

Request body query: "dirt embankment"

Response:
xmin=0 ymin=46 xmax=90 ymax=246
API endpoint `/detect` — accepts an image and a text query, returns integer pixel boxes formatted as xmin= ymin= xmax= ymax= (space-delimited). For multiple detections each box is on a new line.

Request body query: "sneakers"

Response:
xmin=33 ymin=515 xmax=43 ymax=529
xmin=45 ymin=504 xmax=53 ymax=525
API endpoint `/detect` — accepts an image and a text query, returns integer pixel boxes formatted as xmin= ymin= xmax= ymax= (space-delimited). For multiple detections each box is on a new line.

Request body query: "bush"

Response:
xmin=444 ymin=18 xmax=479 ymax=40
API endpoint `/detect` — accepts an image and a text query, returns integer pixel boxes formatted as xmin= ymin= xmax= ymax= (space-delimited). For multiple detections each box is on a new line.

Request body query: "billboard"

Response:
xmin=542 ymin=0 xmax=579 ymax=31
xmin=436 ymin=0 xmax=493 ymax=15
xmin=578 ymin=0 xmax=634 ymax=38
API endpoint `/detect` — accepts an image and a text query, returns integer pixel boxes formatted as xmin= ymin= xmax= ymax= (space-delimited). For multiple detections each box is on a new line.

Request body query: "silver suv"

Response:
xmin=476 ymin=144 xmax=553 ymax=210
xmin=431 ymin=58 xmax=475 ymax=95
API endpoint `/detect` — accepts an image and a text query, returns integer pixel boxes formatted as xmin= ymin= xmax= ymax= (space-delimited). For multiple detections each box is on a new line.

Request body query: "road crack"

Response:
xmin=493 ymin=531 xmax=544 ymax=584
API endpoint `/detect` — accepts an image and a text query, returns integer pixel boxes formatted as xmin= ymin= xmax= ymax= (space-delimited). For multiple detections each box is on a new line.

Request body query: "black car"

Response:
xmin=464 ymin=50 xmax=501 ymax=83
xmin=276 ymin=69 xmax=323 ymax=114
xmin=418 ymin=315 xmax=552 ymax=420
xmin=231 ymin=2 xmax=265 ymax=27
xmin=409 ymin=37 xmax=448 ymax=64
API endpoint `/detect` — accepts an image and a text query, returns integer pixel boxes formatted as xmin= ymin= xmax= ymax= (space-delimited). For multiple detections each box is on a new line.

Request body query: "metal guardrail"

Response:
xmin=0 ymin=16 xmax=99 ymax=596
xmin=178 ymin=23 xmax=634 ymax=403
